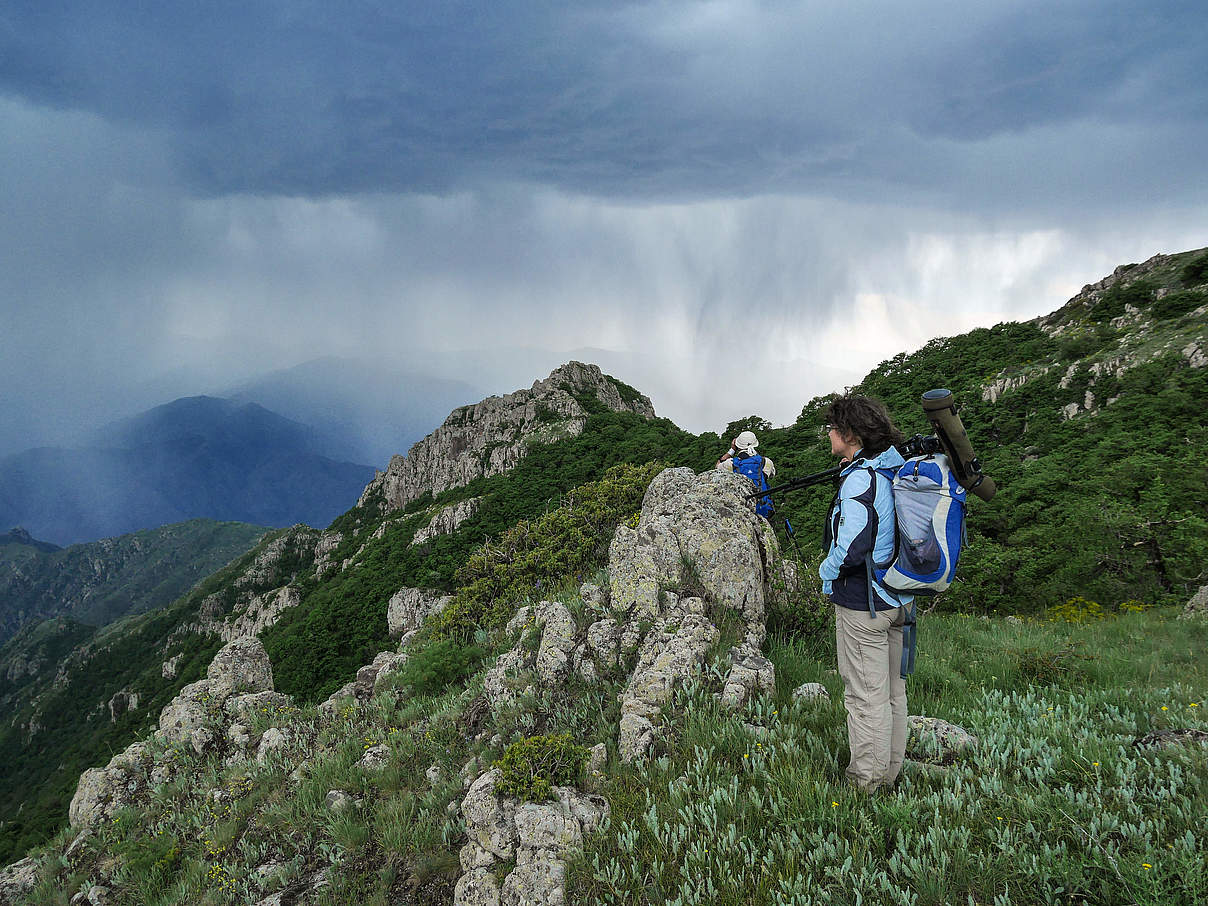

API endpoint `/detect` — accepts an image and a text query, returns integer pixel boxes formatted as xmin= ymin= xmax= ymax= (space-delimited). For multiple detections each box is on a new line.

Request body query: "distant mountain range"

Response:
xmin=0 ymin=519 xmax=267 ymax=645
xmin=0 ymin=397 xmax=376 ymax=546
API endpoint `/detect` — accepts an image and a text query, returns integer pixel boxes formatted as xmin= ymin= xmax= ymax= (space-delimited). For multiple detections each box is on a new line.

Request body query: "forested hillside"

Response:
xmin=0 ymin=519 xmax=268 ymax=645
xmin=753 ymin=247 xmax=1208 ymax=621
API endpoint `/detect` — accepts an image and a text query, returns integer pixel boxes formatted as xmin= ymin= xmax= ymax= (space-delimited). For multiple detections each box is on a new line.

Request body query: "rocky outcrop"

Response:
xmin=234 ymin=527 xmax=321 ymax=594
xmin=387 ymin=587 xmax=453 ymax=638
xmin=1184 ymin=340 xmax=1207 ymax=369
xmin=482 ymin=468 xmax=787 ymax=766
xmin=312 ymin=531 xmax=345 ymax=577
xmin=68 ymin=636 xmax=290 ymax=830
xmin=414 ymin=497 xmax=483 ymax=546
xmin=907 ymin=716 xmax=978 ymax=761
xmin=0 ymin=855 xmax=40 ymax=904
xmin=107 ymin=691 xmax=139 ymax=723
xmin=1181 ymin=585 xmax=1208 ymax=621
xmin=609 ymin=468 xmax=779 ymax=649
xmin=455 ymin=769 xmax=609 ymax=906
xmin=618 ymin=594 xmax=719 ymax=760
xmin=359 ymin=363 xmax=655 ymax=513
xmin=220 ymin=585 xmax=302 ymax=642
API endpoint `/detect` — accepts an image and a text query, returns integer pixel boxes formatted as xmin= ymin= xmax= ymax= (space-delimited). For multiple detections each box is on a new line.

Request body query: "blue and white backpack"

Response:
xmin=875 ymin=453 xmax=967 ymax=596
xmin=732 ymin=454 xmax=774 ymax=518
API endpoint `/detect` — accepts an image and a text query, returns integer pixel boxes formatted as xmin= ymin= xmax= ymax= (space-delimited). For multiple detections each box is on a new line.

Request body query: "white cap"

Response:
xmin=734 ymin=431 xmax=758 ymax=454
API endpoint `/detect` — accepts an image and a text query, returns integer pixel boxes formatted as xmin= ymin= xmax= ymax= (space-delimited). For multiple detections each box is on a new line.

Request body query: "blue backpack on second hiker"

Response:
xmin=732 ymin=454 xmax=774 ymax=518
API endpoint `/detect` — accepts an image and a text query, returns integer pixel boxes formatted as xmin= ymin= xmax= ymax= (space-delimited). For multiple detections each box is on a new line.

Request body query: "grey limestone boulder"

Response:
xmin=720 ymin=645 xmax=775 ymax=709
xmin=156 ymin=679 xmax=217 ymax=748
xmin=533 ymin=602 xmax=578 ymax=685
xmin=387 ymin=586 xmax=453 ymax=638
xmin=0 ymin=856 xmax=40 ymax=903
xmin=68 ymin=743 xmax=152 ymax=829
xmin=206 ymin=636 xmax=274 ymax=700
xmin=256 ymin=728 xmax=288 ymax=764
xmin=618 ymin=598 xmax=718 ymax=762
xmin=610 ymin=468 xmax=785 ymax=647
xmin=455 ymin=768 xmax=609 ymax=906
xmin=359 ymin=744 xmax=390 ymax=772
xmin=908 ymin=716 xmax=979 ymax=760
xmin=792 ymin=682 xmax=831 ymax=704
xmin=461 ymin=770 xmax=519 ymax=860
xmin=1180 ymin=585 xmax=1208 ymax=620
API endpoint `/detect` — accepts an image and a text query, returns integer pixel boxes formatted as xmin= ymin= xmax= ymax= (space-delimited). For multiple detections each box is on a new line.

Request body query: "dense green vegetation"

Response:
xmin=754 ymin=249 xmax=1208 ymax=618
xmin=495 ymin=733 xmax=590 ymax=802
xmin=0 ymin=528 xmax=304 ymax=866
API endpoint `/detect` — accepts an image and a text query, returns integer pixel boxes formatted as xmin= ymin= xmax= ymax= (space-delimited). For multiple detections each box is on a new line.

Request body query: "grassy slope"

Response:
xmin=575 ymin=609 xmax=1207 ymax=906
xmin=20 ymin=604 xmax=1205 ymax=906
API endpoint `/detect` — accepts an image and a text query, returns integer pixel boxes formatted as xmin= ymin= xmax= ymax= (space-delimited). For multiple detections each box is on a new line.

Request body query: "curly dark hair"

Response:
xmin=825 ymin=394 xmax=904 ymax=457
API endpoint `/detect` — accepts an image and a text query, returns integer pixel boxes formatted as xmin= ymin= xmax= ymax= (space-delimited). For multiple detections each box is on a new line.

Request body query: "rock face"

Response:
xmin=0 ymin=855 xmax=40 ymax=903
xmin=387 ymin=587 xmax=454 ymax=638
xmin=1181 ymin=585 xmax=1208 ymax=621
xmin=455 ymin=769 xmax=609 ymax=906
xmin=413 ymin=497 xmax=483 ymax=546
xmin=359 ymin=363 xmax=655 ymax=513
xmin=610 ymin=468 xmax=778 ymax=650
xmin=220 ymin=585 xmax=302 ymax=642
xmin=483 ymin=468 xmax=787 ymax=766
xmin=68 ymin=636 xmax=291 ymax=830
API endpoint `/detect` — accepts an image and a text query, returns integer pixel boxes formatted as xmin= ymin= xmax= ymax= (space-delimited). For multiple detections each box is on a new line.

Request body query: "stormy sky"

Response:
xmin=2 ymin=0 xmax=1206 ymax=457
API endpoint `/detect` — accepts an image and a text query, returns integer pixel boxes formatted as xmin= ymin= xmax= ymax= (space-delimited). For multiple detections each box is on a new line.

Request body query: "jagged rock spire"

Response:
xmin=358 ymin=362 xmax=655 ymax=513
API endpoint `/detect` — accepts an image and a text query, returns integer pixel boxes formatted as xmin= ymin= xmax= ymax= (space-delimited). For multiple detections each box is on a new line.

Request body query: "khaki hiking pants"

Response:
xmin=835 ymin=604 xmax=907 ymax=792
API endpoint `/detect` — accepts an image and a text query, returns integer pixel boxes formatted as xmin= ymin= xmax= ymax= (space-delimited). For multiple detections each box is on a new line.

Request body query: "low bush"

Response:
xmin=1180 ymin=251 xmax=1208 ymax=287
xmin=494 ymin=733 xmax=589 ymax=802
xmin=397 ymin=639 xmax=486 ymax=695
xmin=1151 ymin=289 xmax=1206 ymax=320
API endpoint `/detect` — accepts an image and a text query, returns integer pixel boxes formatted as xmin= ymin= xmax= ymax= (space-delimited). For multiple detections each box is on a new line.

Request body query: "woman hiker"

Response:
xmin=820 ymin=394 xmax=912 ymax=793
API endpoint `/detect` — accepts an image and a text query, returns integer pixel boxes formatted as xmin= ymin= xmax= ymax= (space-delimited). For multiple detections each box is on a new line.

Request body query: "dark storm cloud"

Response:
xmin=2 ymin=1 xmax=1205 ymax=206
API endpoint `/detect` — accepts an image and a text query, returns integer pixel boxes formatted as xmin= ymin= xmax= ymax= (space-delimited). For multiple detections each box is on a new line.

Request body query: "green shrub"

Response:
xmin=1151 ymin=289 xmax=1206 ymax=320
xmin=1059 ymin=333 xmax=1097 ymax=360
xmin=1090 ymin=279 xmax=1154 ymax=322
xmin=1008 ymin=642 xmax=1095 ymax=685
xmin=765 ymin=554 xmax=833 ymax=640
xmin=428 ymin=462 xmax=664 ymax=639
xmin=1180 ymin=251 xmax=1208 ymax=287
xmin=494 ymin=733 xmax=589 ymax=801
xmin=396 ymin=639 xmax=486 ymax=695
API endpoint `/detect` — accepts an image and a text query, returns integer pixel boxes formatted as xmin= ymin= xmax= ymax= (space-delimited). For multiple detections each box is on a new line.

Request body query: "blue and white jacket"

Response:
xmin=819 ymin=446 xmax=913 ymax=612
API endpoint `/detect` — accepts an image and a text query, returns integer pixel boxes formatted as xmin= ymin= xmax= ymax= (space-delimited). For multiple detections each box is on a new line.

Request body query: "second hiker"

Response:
xmin=716 ymin=430 xmax=776 ymax=517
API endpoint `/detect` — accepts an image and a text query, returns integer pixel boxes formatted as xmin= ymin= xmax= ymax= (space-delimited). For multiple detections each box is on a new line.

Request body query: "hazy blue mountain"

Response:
xmin=0 ymin=528 xmax=60 ymax=554
xmin=0 ymin=398 xmax=375 ymax=546
xmin=221 ymin=357 xmax=482 ymax=466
